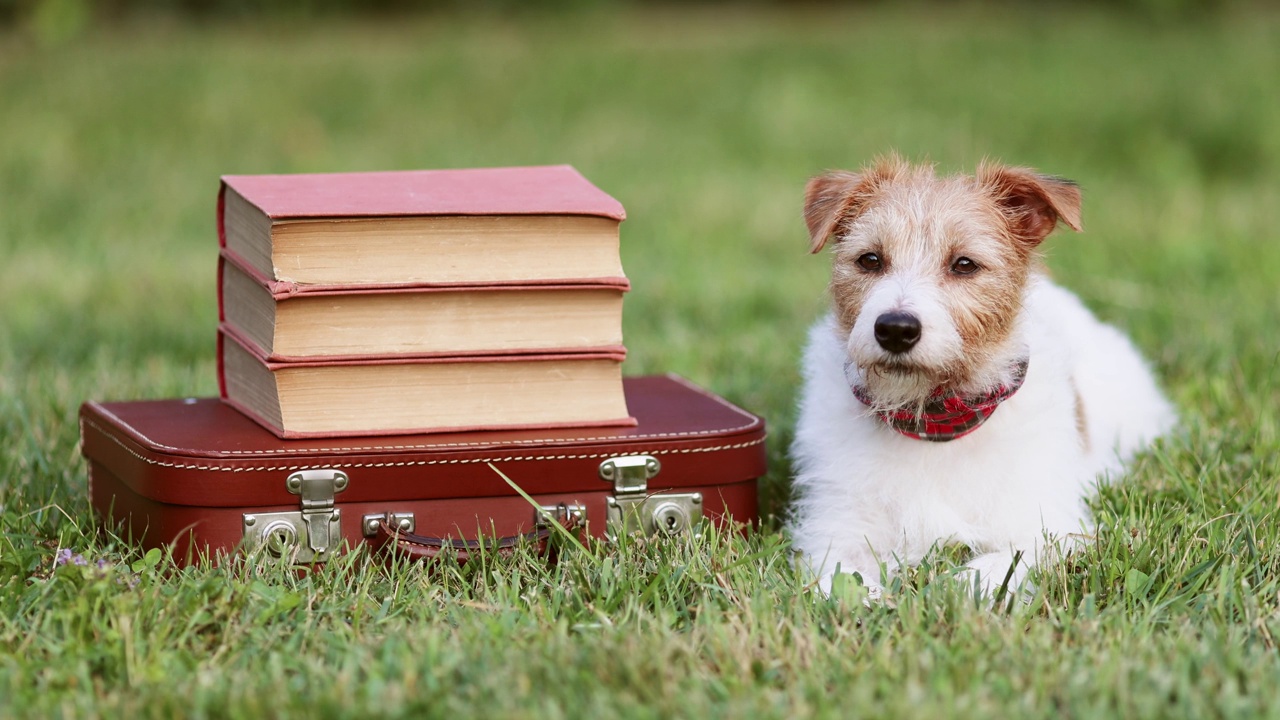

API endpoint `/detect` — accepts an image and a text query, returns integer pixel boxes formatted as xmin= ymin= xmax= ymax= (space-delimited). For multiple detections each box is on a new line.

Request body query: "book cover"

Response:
xmin=218 ymin=165 xmax=626 ymax=224
xmin=217 ymin=165 xmax=628 ymax=288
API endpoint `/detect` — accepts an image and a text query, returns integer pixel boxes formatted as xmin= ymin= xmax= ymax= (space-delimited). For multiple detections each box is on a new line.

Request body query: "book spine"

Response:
xmin=216 ymin=181 xmax=227 ymax=249
xmin=216 ymin=252 xmax=227 ymax=400
xmin=216 ymin=255 xmax=226 ymax=324
xmin=216 ymin=329 xmax=227 ymax=400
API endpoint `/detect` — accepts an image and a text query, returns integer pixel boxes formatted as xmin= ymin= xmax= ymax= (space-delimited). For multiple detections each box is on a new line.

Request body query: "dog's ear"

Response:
xmin=979 ymin=163 xmax=1083 ymax=246
xmin=804 ymin=171 xmax=885 ymax=254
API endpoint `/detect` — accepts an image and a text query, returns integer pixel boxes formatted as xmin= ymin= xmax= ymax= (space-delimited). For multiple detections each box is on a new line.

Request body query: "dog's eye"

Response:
xmin=950 ymin=257 xmax=980 ymax=275
xmin=856 ymin=253 xmax=883 ymax=272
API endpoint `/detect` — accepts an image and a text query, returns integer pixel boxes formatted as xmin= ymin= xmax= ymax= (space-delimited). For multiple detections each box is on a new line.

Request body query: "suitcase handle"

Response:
xmin=370 ymin=510 xmax=583 ymax=564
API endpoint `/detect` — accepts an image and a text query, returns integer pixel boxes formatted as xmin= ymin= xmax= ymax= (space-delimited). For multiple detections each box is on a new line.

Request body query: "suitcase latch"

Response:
xmin=599 ymin=455 xmax=702 ymax=540
xmin=241 ymin=469 xmax=348 ymax=562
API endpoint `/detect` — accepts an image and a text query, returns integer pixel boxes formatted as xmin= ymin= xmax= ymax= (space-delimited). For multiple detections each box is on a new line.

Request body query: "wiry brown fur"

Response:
xmin=805 ymin=153 xmax=1083 ymax=400
xmin=804 ymin=155 xmax=910 ymax=255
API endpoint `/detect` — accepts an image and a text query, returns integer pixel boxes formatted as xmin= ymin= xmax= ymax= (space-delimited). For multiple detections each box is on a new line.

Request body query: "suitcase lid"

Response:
xmin=80 ymin=374 xmax=766 ymax=508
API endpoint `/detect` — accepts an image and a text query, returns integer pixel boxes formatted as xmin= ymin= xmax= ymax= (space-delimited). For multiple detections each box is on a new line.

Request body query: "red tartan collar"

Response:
xmin=849 ymin=359 xmax=1029 ymax=442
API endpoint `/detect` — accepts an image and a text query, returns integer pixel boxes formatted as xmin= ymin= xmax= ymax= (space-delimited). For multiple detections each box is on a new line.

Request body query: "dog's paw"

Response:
xmin=963 ymin=551 xmax=1031 ymax=600
xmin=816 ymin=571 xmax=884 ymax=606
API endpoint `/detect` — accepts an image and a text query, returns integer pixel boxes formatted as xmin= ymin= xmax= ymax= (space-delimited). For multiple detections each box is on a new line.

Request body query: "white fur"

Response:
xmin=789 ymin=274 xmax=1176 ymax=597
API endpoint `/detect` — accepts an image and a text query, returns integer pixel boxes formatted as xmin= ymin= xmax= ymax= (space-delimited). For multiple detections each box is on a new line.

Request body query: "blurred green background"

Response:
xmin=3 ymin=0 xmax=1277 ymax=515
xmin=2 ymin=3 xmax=1279 ymax=716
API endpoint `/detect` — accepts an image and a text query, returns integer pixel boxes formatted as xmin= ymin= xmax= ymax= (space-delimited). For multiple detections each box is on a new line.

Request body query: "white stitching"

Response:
xmin=82 ymin=416 xmax=767 ymax=474
xmin=87 ymin=374 xmax=760 ymax=456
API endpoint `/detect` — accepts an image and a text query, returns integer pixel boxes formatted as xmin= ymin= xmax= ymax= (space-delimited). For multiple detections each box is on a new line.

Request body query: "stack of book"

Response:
xmin=216 ymin=165 xmax=634 ymax=438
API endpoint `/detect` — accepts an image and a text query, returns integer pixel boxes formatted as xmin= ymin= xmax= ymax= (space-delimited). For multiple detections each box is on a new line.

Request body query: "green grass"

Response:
xmin=3 ymin=4 xmax=1280 ymax=717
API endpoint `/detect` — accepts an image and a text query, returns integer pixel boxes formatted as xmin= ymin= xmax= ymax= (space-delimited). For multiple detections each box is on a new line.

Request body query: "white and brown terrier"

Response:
xmin=789 ymin=155 xmax=1175 ymax=598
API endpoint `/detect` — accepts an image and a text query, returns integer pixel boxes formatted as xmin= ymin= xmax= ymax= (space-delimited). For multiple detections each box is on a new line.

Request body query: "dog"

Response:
xmin=788 ymin=154 xmax=1176 ymax=598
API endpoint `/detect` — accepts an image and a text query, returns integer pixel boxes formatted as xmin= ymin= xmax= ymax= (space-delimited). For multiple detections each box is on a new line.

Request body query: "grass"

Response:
xmin=2 ymin=4 xmax=1279 ymax=717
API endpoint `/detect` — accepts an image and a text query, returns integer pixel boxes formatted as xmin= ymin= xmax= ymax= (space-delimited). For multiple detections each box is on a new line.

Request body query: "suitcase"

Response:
xmin=80 ymin=374 xmax=766 ymax=564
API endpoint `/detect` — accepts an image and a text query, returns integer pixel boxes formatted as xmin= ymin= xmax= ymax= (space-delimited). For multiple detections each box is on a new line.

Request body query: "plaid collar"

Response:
xmin=849 ymin=358 xmax=1029 ymax=442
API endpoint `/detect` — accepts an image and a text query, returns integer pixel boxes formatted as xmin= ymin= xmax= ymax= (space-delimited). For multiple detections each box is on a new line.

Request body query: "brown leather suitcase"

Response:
xmin=80 ymin=374 xmax=765 ymax=564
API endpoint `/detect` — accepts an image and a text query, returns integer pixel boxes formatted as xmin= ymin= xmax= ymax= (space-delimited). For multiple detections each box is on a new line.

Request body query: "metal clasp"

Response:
xmin=537 ymin=502 xmax=587 ymax=529
xmin=599 ymin=455 xmax=702 ymax=540
xmin=288 ymin=470 xmax=347 ymax=553
xmin=242 ymin=469 xmax=348 ymax=562
xmin=362 ymin=512 xmax=416 ymax=537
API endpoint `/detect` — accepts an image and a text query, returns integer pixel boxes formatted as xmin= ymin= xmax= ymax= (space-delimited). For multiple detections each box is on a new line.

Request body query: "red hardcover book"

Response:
xmin=218 ymin=329 xmax=634 ymax=440
xmin=218 ymin=165 xmax=628 ymax=288
xmin=218 ymin=253 xmax=630 ymax=362
xmin=81 ymin=375 xmax=765 ymax=565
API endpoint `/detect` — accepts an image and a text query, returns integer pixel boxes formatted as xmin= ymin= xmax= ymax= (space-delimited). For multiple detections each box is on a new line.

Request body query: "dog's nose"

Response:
xmin=874 ymin=312 xmax=922 ymax=354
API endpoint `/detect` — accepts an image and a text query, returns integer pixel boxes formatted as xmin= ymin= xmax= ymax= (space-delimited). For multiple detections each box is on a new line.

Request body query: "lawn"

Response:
xmin=2 ymin=4 xmax=1279 ymax=717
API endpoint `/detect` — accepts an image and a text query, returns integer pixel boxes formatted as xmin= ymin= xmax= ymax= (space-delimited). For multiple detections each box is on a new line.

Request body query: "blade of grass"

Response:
xmin=488 ymin=462 xmax=594 ymax=561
